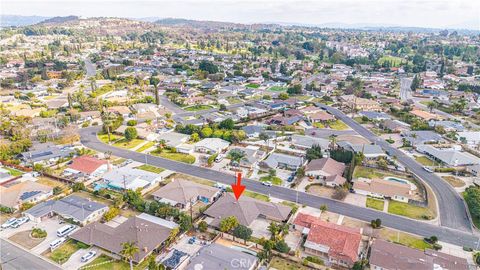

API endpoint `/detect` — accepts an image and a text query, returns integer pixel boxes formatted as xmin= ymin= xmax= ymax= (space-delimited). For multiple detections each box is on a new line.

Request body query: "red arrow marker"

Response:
xmin=231 ymin=172 xmax=246 ymax=200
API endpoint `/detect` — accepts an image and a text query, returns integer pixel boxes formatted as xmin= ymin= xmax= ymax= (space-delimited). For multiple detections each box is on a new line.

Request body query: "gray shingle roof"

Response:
xmin=186 ymin=243 xmax=257 ymax=270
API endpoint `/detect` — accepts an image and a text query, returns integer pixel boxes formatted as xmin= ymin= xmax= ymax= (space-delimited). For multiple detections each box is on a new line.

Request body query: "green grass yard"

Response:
xmin=327 ymin=120 xmax=349 ymax=130
xmin=244 ymin=190 xmax=270 ymax=202
xmin=380 ymin=229 xmax=432 ymax=250
xmin=378 ymin=55 xmax=404 ymax=67
xmin=268 ymin=86 xmax=287 ymax=92
xmin=151 ymin=149 xmax=196 ymax=164
xmin=366 ymin=198 xmax=385 ymax=211
xmin=135 ymin=141 xmax=156 ymax=153
xmin=269 ymin=257 xmax=312 ymax=270
xmin=313 ymin=122 xmax=326 ymax=128
xmin=97 ymin=133 xmax=122 ymax=144
xmin=414 ymin=156 xmax=436 ymax=166
xmin=1 ymin=167 xmax=23 ymax=176
xmin=388 ymin=200 xmax=434 ymax=220
xmin=183 ymin=105 xmax=213 ymax=111
xmin=259 ymin=176 xmax=282 ymax=185
xmin=112 ymin=138 xmax=145 ymax=149
xmin=135 ymin=164 xmax=165 ymax=174
xmin=46 ymin=240 xmax=88 ymax=264
xmin=246 ymin=83 xmax=260 ymax=89
xmin=82 ymin=254 xmax=130 ymax=270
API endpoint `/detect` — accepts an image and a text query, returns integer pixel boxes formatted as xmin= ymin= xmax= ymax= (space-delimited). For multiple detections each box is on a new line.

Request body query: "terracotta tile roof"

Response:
xmin=298 ymin=213 xmax=361 ymax=265
xmin=68 ymin=156 xmax=107 ymax=174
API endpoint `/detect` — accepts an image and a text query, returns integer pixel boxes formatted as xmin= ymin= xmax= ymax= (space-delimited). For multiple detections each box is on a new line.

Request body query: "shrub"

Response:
xmin=332 ymin=187 xmax=347 ymax=200
xmin=305 ymin=256 xmax=324 ymax=265
xmin=76 ymin=241 xmax=90 ymax=249
xmin=31 ymin=228 xmax=47 ymax=238
xmin=198 ymin=220 xmax=208 ymax=232
xmin=274 ymin=240 xmax=290 ymax=253
xmin=124 ymin=127 xmax=138 ymax=141
xmin=127 ymin=120 xmax=137 ymax=126
xmin=103 ymin=207 xmax=120 ymax=221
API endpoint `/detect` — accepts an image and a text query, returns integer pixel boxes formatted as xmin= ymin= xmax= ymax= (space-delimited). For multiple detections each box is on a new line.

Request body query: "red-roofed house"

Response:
xmin=66 ymin=156 xmax=108 ymax=178
xmin=293 ymin=213 xmax=362 ymax=268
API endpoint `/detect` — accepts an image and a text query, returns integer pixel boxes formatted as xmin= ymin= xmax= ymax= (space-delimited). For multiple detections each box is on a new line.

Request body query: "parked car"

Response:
xmin=423 ymin=166 xmax=433 ymax=173
xmin=14 ymin=217 xmax=30 ymax=227
xmin=188 ymin=237 xmax=196 ymax=244
xmin=81 ymin=251 xmax=97 ymax=262
xmin=262 ymin=181 xmax=272 ymax=187
xmin=1 ymin=218 xmax=17 ymax=229
xmin=215 ymin=154 xmax=224 ymax=162
xmin=57 ymin=224 xmax=76 ymax=237
xmin=50 ymin=237 xmax=67 ymax=250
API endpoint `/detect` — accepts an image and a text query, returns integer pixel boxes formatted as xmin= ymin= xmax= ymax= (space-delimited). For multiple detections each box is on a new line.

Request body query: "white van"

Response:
xmin=56 ymin=224 xmax=76 ymax=237
xmin=50 ymin=237 xmax=66 ymax=250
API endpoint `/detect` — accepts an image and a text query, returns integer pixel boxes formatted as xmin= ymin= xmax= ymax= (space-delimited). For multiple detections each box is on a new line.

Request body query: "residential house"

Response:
xmin=204 ymin=193 xmax=292 ymax=228
xmin=457 ymin=131 xmax=480 ymax=146
xmin=228 ymin=146 xmax=266 ymax=169
xmin=291 ymin=135 xmax=330 ymax=150
xmin=0 ymin=181 xmax=53 ymax=211
xmin=307 ymin=111 xmax=336 ymax=124
xmin=152 ymin=179 xmax=221 ymax=210
xmin=24 ymin=194 xmax=108 ymax=225
xmin=358 ymin=111 xmax=391 ymax=121
xmin=70 ymin=213 xmax=177 ymax=263
xmin=293 ymin=213 xmax=362 ymax=268
xmin=380 ymin=119 xmax=410 ymax=133
xmin=416 ymin=145 xmax=480 ymax=167
xmin=186 ymin=243 xmax=258 ymax=270
xmin=339 ymin=95 xmax=381 ymax=111
xmin=102 ymin=167 xmax=162 ymax=191
xmin=242 ymin=125 xmax=265 ymax=138
xmin=352 ymin=178 xmax=413 ymax=203
xmin=261 ymin=153 xmax=304 ymax=170
xmin=267 ymin=115 xmax=303 ymax=126
xmin=429 ymin=120 xmax=464 ymax=132
xmin=157 ymin=132 xmax=190 ymax=148
xmin=337 ymin=142 xmax=386 ymax=159
xmin=369 ymin=239 xmax=469 ymax=270
xmin=305 ymin=158 xmax=347 ymax=187
xmin=402 ymin=131 xmax=444 ymax=145
xmin=20 ymin=143 xmax=75 ymax=164
xmin=194 ymin=138 xmax=230 ymax=154
xmin=410 ymin=109 xmax=442 ymax=121
xmin=65 ymin=156 xmax=108 ymax=178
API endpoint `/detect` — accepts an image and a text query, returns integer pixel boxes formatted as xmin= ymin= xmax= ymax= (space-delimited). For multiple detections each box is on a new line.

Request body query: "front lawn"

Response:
xmin=328 ymin=120 xmax=349 ymax=130
xmin=151 ymin=149 xmax=196 ymax=164
xmin=366 ymin=198 xmax=385 ymax=211
xmin=313 ymin=122 xmax=325 ymax=128
xmin=441 ymin=176 xmax=465 ymax=188
xmin=136 ymin=141 xmax=156 ymax=153
xmin=268 ymin=86 xmax=287 ymax=92
xmin=135 ymin=164 xmax=165 ymax=174
xmin=353 ymin=166 xmax=389 ymax=179
xmin=1 ymin=167 xmax=23 ymax=176
xmin=246 ymin=83 xmax=260 ymax=89
xmin=414 ymin=156 xmax=436 ymax=166
xmin=97 ymin=133 xmax=122 ymax=144
xmin=244 ymin=190 xmax=270 ymax=202
xmin=259 ymin=176 xmax=282 ymax=185
xmin=269 ymin=256 xmax=312 ymax=270
xmin=46 ymin=240 xmax=88 ymax=264
xmin=183 ymin=105 xmax=213 ymax=111
xmin=388 ymin=200 xmax=434 ymax=220
xmin=82 ymin=254 xmax=130 ymax=270
xmin=379 ymin=229 xmax=432 ymax=250
xmin=112 ymin=138 xmax=145 ymax=149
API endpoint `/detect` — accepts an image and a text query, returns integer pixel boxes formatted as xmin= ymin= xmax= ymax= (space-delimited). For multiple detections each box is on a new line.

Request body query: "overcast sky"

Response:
xmin=2 ymin=0 xmax=479 ymax=30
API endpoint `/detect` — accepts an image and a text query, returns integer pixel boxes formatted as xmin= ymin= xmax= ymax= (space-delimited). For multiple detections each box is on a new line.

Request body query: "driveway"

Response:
xmin=62 ymin=247 xmax=100 ymax=270
xmin=344 ymin=193 xmax=367 ymax=207
xmin=31 ymin=218 xmax=70 ymax=255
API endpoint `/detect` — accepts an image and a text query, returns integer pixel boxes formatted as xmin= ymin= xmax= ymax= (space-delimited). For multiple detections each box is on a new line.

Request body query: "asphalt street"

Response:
xmin=0 ymin=239 xmax=61 ymax=270
xmin=80 ymin=126 xmax=479 ymax=248
xmin=316 ymin=103 xmax=473 ymax=232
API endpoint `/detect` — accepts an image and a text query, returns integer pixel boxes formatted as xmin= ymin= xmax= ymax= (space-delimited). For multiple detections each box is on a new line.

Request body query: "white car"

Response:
xmin=81 ymin=251 xmax=97 ymax=262
xmin=422 ymin=166 xmax=433 ymax=173
xmin=1 ymin=218 xmax=17 ymax=229
xmin=15 ymin=217 xmax=30 ymax=227
xmin=262 ymin=181 xmax=273 ymax=187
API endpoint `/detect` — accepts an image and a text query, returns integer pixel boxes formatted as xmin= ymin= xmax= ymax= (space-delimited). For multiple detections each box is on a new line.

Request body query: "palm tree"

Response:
xmin=328 ymin=134 xmax=338 ymax=151
xmin=120 ymin=241 xmax=139 ymax=270
xmin=102 ymin=111 xmax=115 ymax=143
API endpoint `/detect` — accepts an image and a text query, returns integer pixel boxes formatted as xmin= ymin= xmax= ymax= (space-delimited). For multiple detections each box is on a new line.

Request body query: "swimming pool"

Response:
xmin=384 ymin=177 xmax=417 ymax=190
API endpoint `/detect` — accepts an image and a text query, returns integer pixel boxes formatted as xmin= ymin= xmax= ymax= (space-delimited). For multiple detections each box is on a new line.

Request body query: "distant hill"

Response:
xmin=0 ymin=15 xmax=50 ymax=27
xmin=37 ymin=15 xmax=79 ymax=25
xmin=155 ymin=18 xmax=279 ymax=31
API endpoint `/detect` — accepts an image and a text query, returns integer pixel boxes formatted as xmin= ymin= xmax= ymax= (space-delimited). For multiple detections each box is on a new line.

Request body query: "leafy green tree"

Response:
xmin=286 ymin=84 xmax=302 ymax=95
xmin=306 ymin=144 xmax=323 ymax=161
xmin=219 ymin=118 xmax=235 ymax=130
xmin=232 ymin=225 xmax=252 ymax=243
xmin=274 ymin=240 xmax=290 ymax=253
xmin=228 ymin=149 xmax=245 ymax=163
xmin=219 ymin=216 xmax=239 ymax=233
xmin=198 ymin=220 xmax=208 ymax=232
xmin=120 ymin=241 xmax=139 ymax=270
xmin=198 ymin=61 xmax=219 ymax=74
xmin=124 ymin=127 xmax=138 ymax=141
xmin=278 ymin=92 xmax=289 ymax=100
xmin=200 ymin=127 xmax=213 ymax=138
